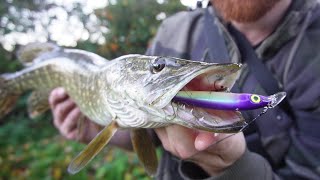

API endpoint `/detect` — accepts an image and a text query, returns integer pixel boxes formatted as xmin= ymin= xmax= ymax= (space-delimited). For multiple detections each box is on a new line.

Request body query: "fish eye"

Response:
xmin=152 ymin=63 xmax=165 ymax=71
xmin=151 ymin=58 xmax=166 ymax=73
xmin=250 ymin=95 xmax=261 ymax=103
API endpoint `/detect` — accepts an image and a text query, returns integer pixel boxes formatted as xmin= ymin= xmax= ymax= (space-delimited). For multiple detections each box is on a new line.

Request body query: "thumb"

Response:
xmin=194 ymin=131 xmax=219 ymax=151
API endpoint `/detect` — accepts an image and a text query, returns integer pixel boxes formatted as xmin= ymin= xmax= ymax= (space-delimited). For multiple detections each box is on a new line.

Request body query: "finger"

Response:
xmin=194 ymin=132 xmax=219 ymax=151
xmin=49 ymin=87 xmax=68 ymax=109
xmin=154 ymin=127 xmax=170 ymax=151
xmin=155 ymin=127 xmax=182 ymax=157
xmin=60 ymin=107 xmax=81 ymax=136
xmin=53 ymin=99 xmax=76 ymax=127
xmin=191 ymin=133 xmax=234 ymax=172
xmin=209 ymin=132 xmax=246 ymax=161
xmin=190 ymin=151 xmax=228 ymax=173
xmin=191 ymin=132 xmax=246 ymax=172
xmin=77 ymin=119 xmax=101 ymax=144
xmin=65 ymin=129 xmax=78 ymax=140
xmin=165 ymin=125 xmax=198 ymax=159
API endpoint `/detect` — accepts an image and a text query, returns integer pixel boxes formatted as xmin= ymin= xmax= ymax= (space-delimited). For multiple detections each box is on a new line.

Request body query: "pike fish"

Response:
xmin=0 ymin=43 xmax=257 ymax=176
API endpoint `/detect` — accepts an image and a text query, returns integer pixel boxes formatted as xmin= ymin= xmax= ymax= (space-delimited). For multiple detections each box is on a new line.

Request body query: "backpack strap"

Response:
xmin=203 ymin=9 xmax=230 ymax=62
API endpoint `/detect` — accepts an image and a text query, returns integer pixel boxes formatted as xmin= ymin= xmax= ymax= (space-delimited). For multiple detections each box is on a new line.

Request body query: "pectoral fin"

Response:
xmin=76 ymin=115 xmax=86 ymax=142
xmin=27 ymin=90 xmax=50 ymax=118
xmin=68 ymin=121 xmax=118 ymax=174
xmin=131 ymin=129 xmax=158 ymax=176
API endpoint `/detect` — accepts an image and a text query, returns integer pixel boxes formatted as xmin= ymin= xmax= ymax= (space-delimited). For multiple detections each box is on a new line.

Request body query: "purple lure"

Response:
xmin=173 ymin=91 xmax=286 ymax=111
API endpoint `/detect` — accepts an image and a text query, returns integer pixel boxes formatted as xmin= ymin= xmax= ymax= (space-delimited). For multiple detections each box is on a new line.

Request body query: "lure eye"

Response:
xmin=250 ymin=95 xmax=261 ymax=104
xmin=151 ymin=58 xmax=166 ymax=73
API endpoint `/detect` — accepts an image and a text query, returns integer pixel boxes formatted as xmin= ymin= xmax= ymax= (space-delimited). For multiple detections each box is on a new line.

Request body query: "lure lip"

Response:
xmin=267 ymin=92 xmax=287 ymax=108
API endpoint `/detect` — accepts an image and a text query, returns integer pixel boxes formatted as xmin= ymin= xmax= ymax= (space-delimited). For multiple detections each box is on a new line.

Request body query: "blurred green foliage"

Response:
xmin=0 ymin=46 xmax=21 ymax=72
xmin=0 ymin=0 xmax=99 ymax=42
xmin=0 ymin=0 xmax=185 ymax=179
xmin=95 ymin=0 xmax=185 ymax=59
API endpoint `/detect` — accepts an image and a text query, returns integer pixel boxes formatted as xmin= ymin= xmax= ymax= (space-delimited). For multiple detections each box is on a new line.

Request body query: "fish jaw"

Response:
xmin=146 ymin=60 xmax=242 ymax=109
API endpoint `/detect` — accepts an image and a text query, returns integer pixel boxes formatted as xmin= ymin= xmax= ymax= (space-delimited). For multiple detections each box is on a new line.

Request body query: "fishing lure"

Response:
xmin=173 ymin=91 xmax=286 ymax=110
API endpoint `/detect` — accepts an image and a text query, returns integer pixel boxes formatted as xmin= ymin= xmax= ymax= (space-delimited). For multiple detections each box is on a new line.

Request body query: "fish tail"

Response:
xmin=0 ymin=75 xmax=20 ymax=119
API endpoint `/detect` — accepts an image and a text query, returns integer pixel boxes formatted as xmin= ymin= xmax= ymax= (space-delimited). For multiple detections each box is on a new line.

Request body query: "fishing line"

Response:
xmin=210 ymin=106 xmax=268 ymax=146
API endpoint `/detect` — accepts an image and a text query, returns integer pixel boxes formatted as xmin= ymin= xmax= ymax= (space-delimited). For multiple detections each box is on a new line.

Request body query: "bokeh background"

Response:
xmin=0 ymin=0 xmax=205 ymax=179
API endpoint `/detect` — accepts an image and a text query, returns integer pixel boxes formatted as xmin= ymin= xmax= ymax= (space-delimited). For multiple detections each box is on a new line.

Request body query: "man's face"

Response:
xmin=211 ymin=0 xmax=280 ymax=23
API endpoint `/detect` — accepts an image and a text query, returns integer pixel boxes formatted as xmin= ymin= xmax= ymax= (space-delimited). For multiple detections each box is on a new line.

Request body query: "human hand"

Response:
xmin=155 ymin=125 xmax=246 ymax=176
xmin=49 ymin=87 xmax=102 ymax=143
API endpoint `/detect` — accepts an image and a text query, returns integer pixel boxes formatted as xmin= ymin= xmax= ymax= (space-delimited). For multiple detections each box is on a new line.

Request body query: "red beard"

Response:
xmin=211 ymin=0 xmax=280 ymax=23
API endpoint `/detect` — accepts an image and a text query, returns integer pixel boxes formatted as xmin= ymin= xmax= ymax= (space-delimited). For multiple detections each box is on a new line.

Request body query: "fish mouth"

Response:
xmin=161 ymin=63 xmax=247 ymax=133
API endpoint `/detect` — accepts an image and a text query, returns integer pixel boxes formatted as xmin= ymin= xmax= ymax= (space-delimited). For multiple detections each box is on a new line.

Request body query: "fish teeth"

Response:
xmin=199 ymin=117 xmax=205 ymax=122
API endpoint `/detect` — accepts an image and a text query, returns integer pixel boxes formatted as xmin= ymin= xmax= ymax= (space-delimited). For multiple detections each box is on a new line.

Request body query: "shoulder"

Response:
xmin=156 ymin=8 xmax=205 ymax=39
xmin=161 ymin=9 xmax=204 ymax=28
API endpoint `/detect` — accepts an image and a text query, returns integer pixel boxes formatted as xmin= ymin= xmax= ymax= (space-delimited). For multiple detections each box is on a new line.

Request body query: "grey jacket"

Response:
xmin=146 ymin=0 xmax=320 ymax=179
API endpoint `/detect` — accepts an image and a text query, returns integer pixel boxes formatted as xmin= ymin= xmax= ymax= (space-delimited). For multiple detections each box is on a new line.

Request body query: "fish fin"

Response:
xmin=76 ymin=115 xmax=86 ymax=142
xmin=0 ymin=76 xmax=20 ymax=119
xmin=68 ymin=121 xmax=118 ymax=174
xmin=17 ymin=42 xmax=60 ymax=66
xmin=131 ymin=129 xmax=158 ymax=176
xmin=27 ymin=90 xmax=50 ymax=118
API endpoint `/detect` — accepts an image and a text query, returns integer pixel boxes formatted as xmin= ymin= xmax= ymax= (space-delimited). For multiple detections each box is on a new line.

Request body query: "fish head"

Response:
xmin=109 ymin=55 xmax=245 ymax=133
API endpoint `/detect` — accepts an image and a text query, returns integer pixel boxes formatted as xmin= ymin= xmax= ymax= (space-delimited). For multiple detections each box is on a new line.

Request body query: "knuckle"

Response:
xmin=48 ymin=88 xmax=68 ymax=107
xmin=48 ymin=92 xmax=57 ymax=106
xmin=59 ymin=126 xmax=70 ymax=138
xmin=70 ymin=108 xmax=81 ymax=120
xmin=54 ymin=105 xmax=64 ymax=117
xmin=175 ymin=146 xmax=193 ymax=159
xmin=161 ymin=141 xmax=193 ymax=159
xmin=65 ymin=110 xmax=80 ymax=126
xmin=161 ymin=142 xmax=171 ymax=151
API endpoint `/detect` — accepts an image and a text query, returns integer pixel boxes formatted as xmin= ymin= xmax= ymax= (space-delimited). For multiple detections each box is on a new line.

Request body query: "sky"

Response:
xmin=1 ymin=0 xmax=206 ymax=51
